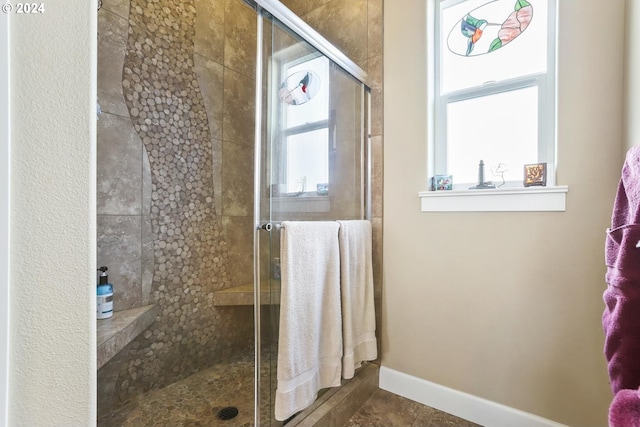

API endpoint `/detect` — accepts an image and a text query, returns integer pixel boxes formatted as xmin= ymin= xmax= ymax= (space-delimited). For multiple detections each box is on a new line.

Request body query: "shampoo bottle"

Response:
xmin=97 ymin=266 xmax=114 ymax=319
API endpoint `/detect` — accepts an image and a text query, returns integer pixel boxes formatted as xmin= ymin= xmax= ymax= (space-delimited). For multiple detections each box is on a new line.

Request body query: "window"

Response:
xmin=277 ymin=55 xmax=331 ymax=196
xmin=432 ymin=0 xmax=556 ymax=189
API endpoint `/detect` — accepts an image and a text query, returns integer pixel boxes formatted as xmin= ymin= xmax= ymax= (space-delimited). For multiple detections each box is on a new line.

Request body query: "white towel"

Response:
xmin=275 ymin=221 xmax=343 ymax=421
xmin=337 ymin=220 xmax=377 ymax=379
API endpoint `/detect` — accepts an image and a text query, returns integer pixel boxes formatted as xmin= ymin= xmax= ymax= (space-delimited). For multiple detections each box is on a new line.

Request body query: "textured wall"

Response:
xmin=8 ymin=0 xmax=97 ymax=425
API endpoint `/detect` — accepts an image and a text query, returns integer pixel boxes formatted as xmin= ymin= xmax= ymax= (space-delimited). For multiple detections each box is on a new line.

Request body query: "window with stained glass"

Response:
xmin=433 ymin=0 xmax=556 ymax=188
xmin=279 ymin=55 xmax=330 ymax=195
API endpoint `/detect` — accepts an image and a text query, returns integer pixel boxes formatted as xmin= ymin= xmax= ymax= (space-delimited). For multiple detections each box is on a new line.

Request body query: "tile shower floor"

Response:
xmin=98 ymin=349 xmax=273 ymax=427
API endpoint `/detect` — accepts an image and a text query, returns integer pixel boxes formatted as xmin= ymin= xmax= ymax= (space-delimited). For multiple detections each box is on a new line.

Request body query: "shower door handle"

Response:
xmin=259 ymin=222 xmax=273 ymax=231
xmin=258 ymin=222 xmax=282 ymax=231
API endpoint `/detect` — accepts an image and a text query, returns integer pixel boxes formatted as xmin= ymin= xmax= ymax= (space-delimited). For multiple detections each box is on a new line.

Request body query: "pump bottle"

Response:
xmin=97 ymin=266 xmax=114 ymax=319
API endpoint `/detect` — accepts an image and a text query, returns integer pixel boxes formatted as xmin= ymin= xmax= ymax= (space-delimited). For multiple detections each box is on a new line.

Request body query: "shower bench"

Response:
xmin=97 ymin=280 xmax=280 ymax=369
xmin=96 ymin=304 xmax=159 ymax=370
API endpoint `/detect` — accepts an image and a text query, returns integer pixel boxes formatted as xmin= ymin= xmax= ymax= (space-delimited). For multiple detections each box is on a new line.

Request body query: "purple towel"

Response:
xmin=610 ymin=146 xmax=640 ymax=228
xmin=603 ymin=145 xmax=640 ymax=395
xmin=609 ymin=388 xmax=640 ymax=427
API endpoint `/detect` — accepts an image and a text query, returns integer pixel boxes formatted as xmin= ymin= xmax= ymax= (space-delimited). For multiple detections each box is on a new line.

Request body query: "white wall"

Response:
xmin=383 ymin=1 xmax=625 ymax=425
xmin=1 ymin=9 xmax=10 ymax=427
xmin=8 ymin=1 xmax=97 ymax=425
xmin=624 ymin=0 xmax=640 ymax=153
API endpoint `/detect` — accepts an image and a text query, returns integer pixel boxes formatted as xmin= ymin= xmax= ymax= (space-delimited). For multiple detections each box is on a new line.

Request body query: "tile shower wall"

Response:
xmin=97 ymin=0 xmax=257 ymax=418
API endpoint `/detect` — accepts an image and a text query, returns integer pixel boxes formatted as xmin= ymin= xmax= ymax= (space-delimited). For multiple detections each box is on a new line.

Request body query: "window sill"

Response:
xmin=418 ymin=186 xmax=568 ymax=212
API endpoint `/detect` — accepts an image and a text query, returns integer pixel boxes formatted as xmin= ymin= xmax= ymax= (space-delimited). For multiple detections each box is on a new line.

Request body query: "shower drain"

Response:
xmin=216 ymin=406 xmax=239 ymax=421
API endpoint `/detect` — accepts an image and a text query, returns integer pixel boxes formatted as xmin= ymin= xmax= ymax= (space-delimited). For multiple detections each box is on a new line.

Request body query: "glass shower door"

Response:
xmin=255 ymin=8 xmax=370 ymax=427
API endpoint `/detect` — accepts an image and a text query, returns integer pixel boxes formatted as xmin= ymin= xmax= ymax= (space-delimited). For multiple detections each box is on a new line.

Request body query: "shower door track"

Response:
xmin=247 ymin=0 xmax=370 ymax=88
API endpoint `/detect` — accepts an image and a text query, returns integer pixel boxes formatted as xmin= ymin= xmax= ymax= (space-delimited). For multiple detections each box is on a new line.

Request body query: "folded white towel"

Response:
xmin=337 ymin=220 xmax=377 ymax=379
xmin=275 ymin=221 xmax=343 ymax=421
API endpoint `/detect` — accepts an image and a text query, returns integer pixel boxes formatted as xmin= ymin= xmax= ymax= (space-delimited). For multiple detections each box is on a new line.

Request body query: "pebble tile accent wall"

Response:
xmin=97 ymin=0 xmax=254 ymax=417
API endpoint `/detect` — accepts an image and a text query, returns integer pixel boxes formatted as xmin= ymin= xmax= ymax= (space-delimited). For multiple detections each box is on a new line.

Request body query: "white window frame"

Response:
xmin=276 ymin=53 xmax=332 ymax=197
xmin=432 ymin=0 xmax=558 ymax=189
xmin=422 ymin=0 xmax=566 ymax=212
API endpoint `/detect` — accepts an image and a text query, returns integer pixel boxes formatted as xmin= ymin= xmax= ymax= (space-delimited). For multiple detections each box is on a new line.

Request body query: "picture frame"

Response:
xmin=431 ymin=175 xmax=453 ymax=191
xmin=523 ymin=163 xmax=547 ymax=187
xmin=316 ymin=183 xmax=329 ymax=196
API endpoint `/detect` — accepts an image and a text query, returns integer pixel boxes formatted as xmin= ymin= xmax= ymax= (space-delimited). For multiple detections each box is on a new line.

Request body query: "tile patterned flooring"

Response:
xmin=345 ymin=388 xmax=482 ymax=427
xmin=99 ymin=353 xmax=480 ymax=427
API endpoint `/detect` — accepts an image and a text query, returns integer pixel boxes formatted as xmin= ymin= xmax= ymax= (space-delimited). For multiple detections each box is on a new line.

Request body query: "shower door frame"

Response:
xmin=253 ymin=0 xmax=370 ymax=88
xmin=251 ymin=2 xmax=372 ymax=425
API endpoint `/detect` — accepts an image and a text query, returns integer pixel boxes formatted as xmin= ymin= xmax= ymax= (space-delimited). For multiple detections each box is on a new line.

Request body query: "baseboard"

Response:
xmin=379 ymin=366 xmax=568 ymax=427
